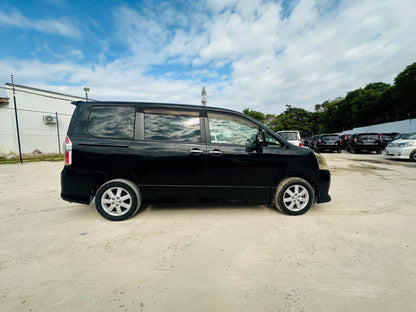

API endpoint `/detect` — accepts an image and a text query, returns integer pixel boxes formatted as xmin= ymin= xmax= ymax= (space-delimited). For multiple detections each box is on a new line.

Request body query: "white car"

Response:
xmin=277 ymin=130 xmax=302 ymax=147
xmin=385 ymin=133 xmax=416 ymax=162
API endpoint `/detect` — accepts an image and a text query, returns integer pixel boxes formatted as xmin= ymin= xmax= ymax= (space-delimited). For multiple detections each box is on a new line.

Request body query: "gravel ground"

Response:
xmin=0 ymin=152 xmax=415 ymax=312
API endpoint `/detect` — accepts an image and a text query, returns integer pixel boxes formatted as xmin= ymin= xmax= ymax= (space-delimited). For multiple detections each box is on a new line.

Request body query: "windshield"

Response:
xmin=278 ymin=132 xmax=299 ymax=140
xmin=408 ymin=133 xmax=416 ymax=140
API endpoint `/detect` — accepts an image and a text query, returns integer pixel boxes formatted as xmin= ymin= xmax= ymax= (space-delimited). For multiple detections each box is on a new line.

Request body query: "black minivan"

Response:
xmin=61 ymin=101 xmax=331 ymax=221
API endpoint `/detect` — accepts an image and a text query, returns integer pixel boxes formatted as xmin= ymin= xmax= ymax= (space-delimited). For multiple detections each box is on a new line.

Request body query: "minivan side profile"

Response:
xmin=61 ymin=102 xmax=331 ymax=221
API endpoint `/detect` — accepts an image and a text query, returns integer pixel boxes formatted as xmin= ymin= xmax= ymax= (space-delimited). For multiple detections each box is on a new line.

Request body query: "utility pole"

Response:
xmin=11 ymin=75 xmax=23 ymax=164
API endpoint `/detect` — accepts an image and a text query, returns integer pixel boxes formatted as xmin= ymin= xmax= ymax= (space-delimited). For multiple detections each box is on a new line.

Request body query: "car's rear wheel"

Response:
xmin=410 ymin=150 xmax=416 ymax=162
xmin=274 ymin=177 xmax=315 ymax=215
xmin=95 ymin=179 xmax=141 ymax=221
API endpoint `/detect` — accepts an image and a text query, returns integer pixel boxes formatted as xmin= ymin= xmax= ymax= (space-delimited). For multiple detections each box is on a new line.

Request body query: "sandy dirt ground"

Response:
xmin=0 ymin=153 xmax=415 ymax=312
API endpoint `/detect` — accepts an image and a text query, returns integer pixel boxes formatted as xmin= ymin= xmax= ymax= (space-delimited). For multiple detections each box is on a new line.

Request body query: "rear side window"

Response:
xmin=144 ymin=113 xmax=201 ymax=143
xmin=88 ymin=106 xmax=135 ymax=140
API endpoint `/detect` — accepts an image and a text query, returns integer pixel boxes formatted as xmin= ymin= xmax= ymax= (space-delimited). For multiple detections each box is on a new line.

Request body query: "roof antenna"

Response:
xmin=201 ymin=85 xmax=207 ymax=106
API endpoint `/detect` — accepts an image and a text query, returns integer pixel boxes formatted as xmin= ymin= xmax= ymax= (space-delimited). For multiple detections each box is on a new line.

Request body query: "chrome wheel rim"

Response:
xmin=283 ymin=185 xmax=309 ymax=211
xmin=101 ymin=187 xmax=132 ymax=216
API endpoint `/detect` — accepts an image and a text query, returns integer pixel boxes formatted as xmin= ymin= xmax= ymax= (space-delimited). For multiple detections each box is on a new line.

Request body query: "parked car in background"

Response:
xmin=385 ymin=132 xmax=416 ymax=162
xmin=347 ymin=133 xmax=383 ymax=154
xmin=308 ymin=135 xmax=318 ymax=149
xmin=380 ymin=132 xmax=400 ymax=149
xmin=61 ymin=101 xmax=331 ymax=220
xmin=313 ymin=134 xmax=342 ymax=153
xmin=340 ymin=134 xmax=351 ymax=150
xmin=277 ymin=130 xmax=302 ymax=146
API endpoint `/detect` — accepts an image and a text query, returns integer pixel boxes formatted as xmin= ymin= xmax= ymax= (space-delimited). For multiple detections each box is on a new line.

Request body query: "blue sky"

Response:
xmin=0 ymin=0 xmax=415 ymax=114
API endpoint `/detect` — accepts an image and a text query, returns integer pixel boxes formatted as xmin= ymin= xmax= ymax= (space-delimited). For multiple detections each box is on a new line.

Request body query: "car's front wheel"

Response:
xmin=95 ymin=179 xmax=141 ymax=221
xmin=274 ymin=177 xmax=315 ymax=215
xmin=410 ymin=150 xmax=416 ymax=162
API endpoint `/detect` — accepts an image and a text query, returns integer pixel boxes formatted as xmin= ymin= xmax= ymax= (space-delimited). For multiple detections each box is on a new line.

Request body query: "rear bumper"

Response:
xmin=354 ymin=144 xmax=381 ymax=151
xmin=61 ymin=166 xmax=97 ymax=205
xmin=316 ymin=144 xmax=340 ymax=151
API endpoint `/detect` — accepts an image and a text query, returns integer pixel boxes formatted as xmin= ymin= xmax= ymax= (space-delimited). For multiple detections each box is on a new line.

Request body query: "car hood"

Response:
xmin=389 ymin=139 xmax=416 ymax=145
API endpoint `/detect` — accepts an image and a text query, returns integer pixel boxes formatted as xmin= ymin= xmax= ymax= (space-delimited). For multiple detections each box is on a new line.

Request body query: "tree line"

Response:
xmin=244 ymin=62 xmax=416 ymax=136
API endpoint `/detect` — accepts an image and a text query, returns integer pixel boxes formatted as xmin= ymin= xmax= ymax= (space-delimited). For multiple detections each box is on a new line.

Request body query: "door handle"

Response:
xmin=189 ymin=148 xmax=205 ymax=155
xmin=208 ymin=149 xmax=223 ymax=156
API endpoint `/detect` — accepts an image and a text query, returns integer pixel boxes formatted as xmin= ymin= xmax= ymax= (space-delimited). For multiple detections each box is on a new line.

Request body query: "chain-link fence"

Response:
xmin=0 ymin=84 xmax=82 ymax=162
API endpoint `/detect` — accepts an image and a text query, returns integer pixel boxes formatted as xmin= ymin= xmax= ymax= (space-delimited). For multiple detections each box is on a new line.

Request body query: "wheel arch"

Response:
xmin=269 ymin=174 xmax=318 ymax=204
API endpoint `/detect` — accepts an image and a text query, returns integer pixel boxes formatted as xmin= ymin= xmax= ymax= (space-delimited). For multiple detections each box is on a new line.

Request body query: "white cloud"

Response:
xmin=2 ymin=0 xmax=416 ymax=115
xmin=0 ymin=9 xmax=81 ymax=38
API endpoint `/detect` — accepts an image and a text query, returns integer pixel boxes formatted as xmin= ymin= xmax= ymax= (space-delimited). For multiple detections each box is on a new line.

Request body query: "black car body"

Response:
xmin=313 ymin=134 xmax=342 ymax=153
xmin=347 ymin=133 xmax=383 ymax=154
xmin=61 ymin=101 xmax=331 ymax=220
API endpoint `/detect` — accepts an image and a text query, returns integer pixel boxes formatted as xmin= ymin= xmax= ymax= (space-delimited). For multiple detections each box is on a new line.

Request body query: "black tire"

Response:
xmin=337 ymin=149 xmax=342 ymax=153
xmin=274 ymin=177 xmax=315 ymax=215
xmin=410 ymin=150 xmax=416 ymax=162
xmin=95 ymin=179 xmax=141 ymax=221
xmin=350 ymin=147 xmax=356 ymax=154
xmin=376 ymin=149 xmax=382 ymax=154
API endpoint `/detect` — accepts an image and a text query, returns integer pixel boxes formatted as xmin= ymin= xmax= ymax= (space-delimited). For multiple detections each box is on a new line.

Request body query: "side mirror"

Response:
xmin=246 ymin=130 xmax=264 ymax=153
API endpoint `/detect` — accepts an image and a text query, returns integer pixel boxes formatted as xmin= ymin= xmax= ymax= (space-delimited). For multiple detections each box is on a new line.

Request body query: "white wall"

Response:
xmin=1 ymin=84 xmax=84 ymax=156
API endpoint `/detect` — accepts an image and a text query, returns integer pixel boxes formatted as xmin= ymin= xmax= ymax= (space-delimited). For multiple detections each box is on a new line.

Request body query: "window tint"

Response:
xmin=322 ymin=135 xmax=339 ymax=140
xmin=358 ymin=134 xmax=379 ymax=140
xmin=144 ymin=113 xmax=201 ymax=143
xmin=88 ymin=106 xmax=135 ymax=140
xmin=208 ymin=112 xmax=258 ymax=145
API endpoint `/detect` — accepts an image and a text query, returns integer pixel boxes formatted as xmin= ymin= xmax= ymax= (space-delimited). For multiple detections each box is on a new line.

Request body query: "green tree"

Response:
xmin=243 ymin=108 xmax=266 ymax=124
xmin=393 ymin=62 xmax=416 ymax=119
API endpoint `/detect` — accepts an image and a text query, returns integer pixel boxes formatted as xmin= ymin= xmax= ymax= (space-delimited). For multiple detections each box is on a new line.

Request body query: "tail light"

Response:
xmin=318 ymin=139 xmax=322 ymax=144
xmin=299 ymin=140 xmax=302 ymax=147
xmin=354 ymin=138 xmax=357 ymax=143
xmin=64 ymin=136 xmax=72 ymax=165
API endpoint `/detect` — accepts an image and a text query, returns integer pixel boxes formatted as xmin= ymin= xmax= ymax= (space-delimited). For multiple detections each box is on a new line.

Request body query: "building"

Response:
xmin=0 ymin=83 xmax=86 ymax=158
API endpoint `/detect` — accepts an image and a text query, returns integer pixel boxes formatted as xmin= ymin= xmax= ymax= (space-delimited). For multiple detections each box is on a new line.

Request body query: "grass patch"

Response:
xmin=0 ymin=154 xmax=64 ymax=165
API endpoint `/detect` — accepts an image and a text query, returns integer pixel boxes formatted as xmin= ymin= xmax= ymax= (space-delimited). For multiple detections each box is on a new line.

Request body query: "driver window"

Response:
xmin=208 ymin=112 xmax=259 ymax=145
xmin=265 ymin=132 xmax=282 ymax=147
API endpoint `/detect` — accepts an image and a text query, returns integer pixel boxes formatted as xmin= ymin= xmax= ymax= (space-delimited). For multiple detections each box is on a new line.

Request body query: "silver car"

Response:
xmin=385 ymin=133 xmax=416 ymax=162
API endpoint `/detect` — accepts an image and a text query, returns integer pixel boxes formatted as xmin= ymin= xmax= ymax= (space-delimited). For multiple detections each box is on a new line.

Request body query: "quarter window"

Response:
xmin=265 ymin=132 xmax=282 ymax=147
xmin=208 ymin=113 xmax=259 ymax=145
xmin=88 ymin=106 xmax=135 ymax=140
xmin=144 ymin=113 xmax=201 ymax=143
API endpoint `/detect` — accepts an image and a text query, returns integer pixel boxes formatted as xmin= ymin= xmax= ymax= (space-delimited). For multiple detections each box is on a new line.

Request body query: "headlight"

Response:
xmin=398 ymin=142 xmax=416 ymax=147
xmin=313 ymin=152 xmax=328 ymax=170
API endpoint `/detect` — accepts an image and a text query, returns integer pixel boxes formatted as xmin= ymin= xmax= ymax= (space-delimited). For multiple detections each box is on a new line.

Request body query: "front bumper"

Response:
xmin=384 ymin=147 xmax=413 ymax=160
xmin=315 ymin=169 xmax=331 ymax=203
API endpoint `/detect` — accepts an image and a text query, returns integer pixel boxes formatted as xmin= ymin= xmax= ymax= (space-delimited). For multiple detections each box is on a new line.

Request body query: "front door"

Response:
xmin=204 ymin=111 xmax=281 ymax=201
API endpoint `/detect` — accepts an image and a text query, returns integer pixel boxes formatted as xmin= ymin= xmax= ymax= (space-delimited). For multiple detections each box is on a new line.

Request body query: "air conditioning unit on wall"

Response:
xmin=43 ymin=114 xmax=56 ymax=124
